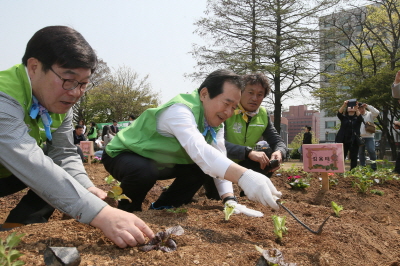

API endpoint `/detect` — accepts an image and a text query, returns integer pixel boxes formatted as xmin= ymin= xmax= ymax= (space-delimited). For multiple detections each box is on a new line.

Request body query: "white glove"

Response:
xmin=225 ymin=200 xmax=264 ymax=217
xmin=238 ymin=169 xmax=282 ymax=210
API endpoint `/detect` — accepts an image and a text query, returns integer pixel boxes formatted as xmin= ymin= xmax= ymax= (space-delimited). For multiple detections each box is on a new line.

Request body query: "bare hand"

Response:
xmin=248 ymin=150 xmax=270 ymax=170
xmin=90 ymin=205 xmax=155 ymax=248
xmin=88 ymin=186 xmax=107 ymax=200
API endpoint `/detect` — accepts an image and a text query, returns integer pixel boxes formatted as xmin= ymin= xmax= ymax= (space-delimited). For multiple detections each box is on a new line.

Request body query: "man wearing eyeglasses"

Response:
xmin=0 ymin=26 xmax=154 ymax=248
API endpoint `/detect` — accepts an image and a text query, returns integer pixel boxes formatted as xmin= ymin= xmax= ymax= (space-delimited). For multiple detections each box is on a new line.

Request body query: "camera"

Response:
xmin=265 ymin=159 xmax=280 ymax=172
xmin=347 ymin=99 xmax=357 ymax=108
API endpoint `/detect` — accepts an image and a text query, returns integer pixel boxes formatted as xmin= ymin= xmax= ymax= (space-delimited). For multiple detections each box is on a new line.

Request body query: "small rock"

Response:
xmin=44 ymin=247 xmax=81 ymax=266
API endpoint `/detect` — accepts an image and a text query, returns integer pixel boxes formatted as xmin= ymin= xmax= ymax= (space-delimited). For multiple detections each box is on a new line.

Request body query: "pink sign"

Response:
xmin=80 ymin=141 xmax=94 ymax=156
xmin=302 ymin=144 xmax=345 ymax=173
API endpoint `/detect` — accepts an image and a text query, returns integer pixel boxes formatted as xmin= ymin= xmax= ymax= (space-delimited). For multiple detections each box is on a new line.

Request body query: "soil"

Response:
xmin=1 ymin=161 xmax=400 ymax=266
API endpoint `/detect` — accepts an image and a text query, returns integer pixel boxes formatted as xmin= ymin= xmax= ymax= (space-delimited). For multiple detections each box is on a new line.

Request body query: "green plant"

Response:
xmin=223 ymin=202 xmax=235 ymax=221
xmin=271 ymin=215 xmax=287 ymax=242
xmin=0 ymin=232 xmax=25 ymax=266
xmin=107 ymin=186 xmax=131 ymax=202
xmin=331 ymin=201 xmax=343 ymax=217
xmin=287 ymin=175 xmax=310 ymax=189
xmin=370 ymin=189 xmax=384 ymax=196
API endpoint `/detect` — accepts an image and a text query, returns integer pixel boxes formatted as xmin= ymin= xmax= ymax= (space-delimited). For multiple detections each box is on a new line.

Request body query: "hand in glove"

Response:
xmin=225 ymin=200 xmax=264 ymax=217
xmin=238 ymin=169 xmax=282 ymax=210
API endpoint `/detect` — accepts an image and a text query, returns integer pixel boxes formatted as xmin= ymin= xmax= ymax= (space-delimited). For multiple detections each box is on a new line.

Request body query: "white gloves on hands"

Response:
xmin=238 ymin=169 xmax=282 ymax=210
xmin=225 ymin=200 xmax=264 ymax=217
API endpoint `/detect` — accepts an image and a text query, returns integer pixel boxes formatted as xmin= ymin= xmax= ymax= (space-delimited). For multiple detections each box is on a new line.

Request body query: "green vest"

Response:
xmin=106 ymin=89 xmax=222 ymax=167
xmin=225 ymin=106 xmax=268 ymax=148
xmin=0 ymin=64 xmax=66 ymax=178
xmin=87 ymin=127 xmax=97 ymax=139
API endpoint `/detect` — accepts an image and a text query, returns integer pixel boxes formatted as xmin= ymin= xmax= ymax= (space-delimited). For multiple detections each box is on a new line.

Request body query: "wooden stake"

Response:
xmin=321 ymin=172 xmax=329 ymax=191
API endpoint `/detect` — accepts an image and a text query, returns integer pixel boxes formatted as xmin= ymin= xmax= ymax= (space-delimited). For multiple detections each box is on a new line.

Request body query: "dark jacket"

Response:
xmin=110 ymin=125 xmax=119 ymax=135
xmin=73 ymin=130 xmax=86 ymax=145
xmin=303 ymin=132 xmax=312 ymax=144
xmin=335 ymin=112 xmax=363 ymax=144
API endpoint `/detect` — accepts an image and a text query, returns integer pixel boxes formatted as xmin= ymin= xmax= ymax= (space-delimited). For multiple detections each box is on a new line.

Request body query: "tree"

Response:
xmin=84 ymin=65 xmax=160 ymax=122
xmin=314 ymin=0 xmax=400 ymax=159
xmin=190 ymin=0 xmax=340 ymax=133
xmin=73 ymin=58 xmax=112 ymax=125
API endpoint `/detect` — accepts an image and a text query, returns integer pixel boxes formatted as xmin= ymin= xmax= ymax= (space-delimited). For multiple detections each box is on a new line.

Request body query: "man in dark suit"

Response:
xmin=110 ymin=120 xmax=119 ymax=136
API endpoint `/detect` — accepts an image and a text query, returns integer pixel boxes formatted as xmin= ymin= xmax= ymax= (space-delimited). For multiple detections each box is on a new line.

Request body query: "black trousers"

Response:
xmin=343 ymin=140 xmax=359 ymax=170
xmin=0 ymin=175 xmax=55 ymax=224
xmin=102 ymin=151 xmax=209 ymax=212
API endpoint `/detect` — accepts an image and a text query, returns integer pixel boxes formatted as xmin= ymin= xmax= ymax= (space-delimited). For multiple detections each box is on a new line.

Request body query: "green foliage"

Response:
xmin=107 ymin=186 xmax=132 ymax=202
xmin=331 ymin=201 xmax=343 ymax=217
xmin=370 ymin=189 xmax=384 ymax=196
xmin=287 ymin=175 xmax=310 ymax=189
xmin=104 ymin=175 xmax=130 ymax=202
xmin=271 ymin=215 xmax=287 ymax=241
xmin=0 ymin=232 xmax=25 ymax=266
xmin=223 ymin=202 xmax=235 ymax=221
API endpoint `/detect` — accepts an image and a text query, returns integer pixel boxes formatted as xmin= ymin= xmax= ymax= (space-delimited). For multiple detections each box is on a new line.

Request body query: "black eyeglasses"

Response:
xmin=49 ymin=67 xmax=94 ymax=92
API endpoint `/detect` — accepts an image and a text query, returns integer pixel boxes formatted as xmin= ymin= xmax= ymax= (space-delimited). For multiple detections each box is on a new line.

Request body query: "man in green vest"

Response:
xmin=0 ymin=26 xmax=153 ymax=248
xmin=203 ymin=73 xmax=287 ymax=199
xmin=102 ymin=69 xmax=283 ymax=217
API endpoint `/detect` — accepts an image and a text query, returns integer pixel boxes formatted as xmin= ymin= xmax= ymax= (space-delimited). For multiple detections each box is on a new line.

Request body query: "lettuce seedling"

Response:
xmin=0 ymin=232 xmax=25 ymax=266
xmin=107 ymin=186 xmax=131 ymax=202
xmin=223 ymin=202 xmax=235 ymax=221
xmin=104 ymin=175 xmax=115 ymax=184
xmin=139 ymin=225 xmax=184 ymax=252
xmin=272 ymin=215 xmax=287 ymax=242
xmin=331 ymin=201 xmax=343 ymax=217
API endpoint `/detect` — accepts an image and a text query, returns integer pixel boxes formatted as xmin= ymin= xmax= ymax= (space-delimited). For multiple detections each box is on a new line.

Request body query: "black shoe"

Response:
xmin=149 ymin=202 xmax=174 ymax=210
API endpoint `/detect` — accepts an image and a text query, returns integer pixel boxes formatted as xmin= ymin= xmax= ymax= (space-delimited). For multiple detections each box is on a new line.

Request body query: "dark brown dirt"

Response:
xmin=1 ymin=161 xmax=400 ymax=266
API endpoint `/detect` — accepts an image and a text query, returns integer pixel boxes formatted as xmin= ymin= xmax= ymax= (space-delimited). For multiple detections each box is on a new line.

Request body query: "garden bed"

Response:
xmin=1 ymin=162 xmax=400 ymax=266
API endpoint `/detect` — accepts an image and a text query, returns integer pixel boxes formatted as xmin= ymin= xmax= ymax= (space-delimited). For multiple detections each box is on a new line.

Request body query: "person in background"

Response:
xmin=73 ymin=125 xmax=86 ymax=162
xmin=110 ymin=120 xmax=119 ymax=136
xmin=128 ymin=115 xmax=136 ymax=126
xmin=203 ymin=72 xmax=287 ymax=199
xmin=0 ymin=26 xmax=153 ymax=247
xmin=102 ymin=69 xmax=282 ymax=217
xmin=78 ymin=120 xmax=86 ymax=134
xmin=73 ymin=125 xmax=86 ymax=145
xmin=87 ymin=121 xmax=97 ymax=144
xmin=358 ymin=102 xmax=379 ymax=171
xmin=303 ymin=126 xmax=312 ymax=145
xmin=102 ymin=125 xmax=114 ymax=147
xmin=391 ymin=71 xmax=400 ymax=173
xmin=335 ymin=100 xmax=363 ymax=170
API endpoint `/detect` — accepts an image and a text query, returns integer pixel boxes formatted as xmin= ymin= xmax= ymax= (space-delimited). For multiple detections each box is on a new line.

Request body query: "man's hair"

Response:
xmin=75 ymin=125 xmax=84 ymax=130
xmin=306 ymin=126 xmax=312 ymax=131
xmin=242 ymin=73 xmax=271 ymax=98
xmin=198 ymin=69 xmax=243 ymax=99
xmin=22 ymin=26 xmax=97 ymax=73
xmin=129 ymin=115 xmax=136 ymax=120
xmin=112 ymin=120 xmax=117 ymax=123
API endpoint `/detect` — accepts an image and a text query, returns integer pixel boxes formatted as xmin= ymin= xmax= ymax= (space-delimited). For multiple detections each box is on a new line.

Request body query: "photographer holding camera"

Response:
xmin=335 ymin=99 xmax=363 ymax=170
xmin=203 ymin=73 xmax=287 ymax=199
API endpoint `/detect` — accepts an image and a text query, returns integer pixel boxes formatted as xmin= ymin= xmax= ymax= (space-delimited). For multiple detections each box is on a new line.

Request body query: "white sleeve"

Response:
xmin=157 ymin=103 xmax=233 ymax=179
xmin=366 ymin=104 xmax=380 ymax=119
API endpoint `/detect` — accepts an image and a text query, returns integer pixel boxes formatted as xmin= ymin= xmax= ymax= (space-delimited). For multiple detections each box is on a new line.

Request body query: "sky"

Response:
xmin=0 ymin=0 xmax=315 ymax=109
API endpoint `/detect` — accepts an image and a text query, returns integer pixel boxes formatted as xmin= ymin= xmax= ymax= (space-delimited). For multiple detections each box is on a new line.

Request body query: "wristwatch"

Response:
xmin=244 ymin=146 xmax=252 ymax=158
xmin=223 ymin=196 xmax=238 ymax=204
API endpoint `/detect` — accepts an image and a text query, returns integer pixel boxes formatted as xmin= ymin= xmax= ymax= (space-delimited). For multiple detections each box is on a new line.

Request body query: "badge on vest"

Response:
xmin=233 ymin=122 xmax=242 ymax=133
